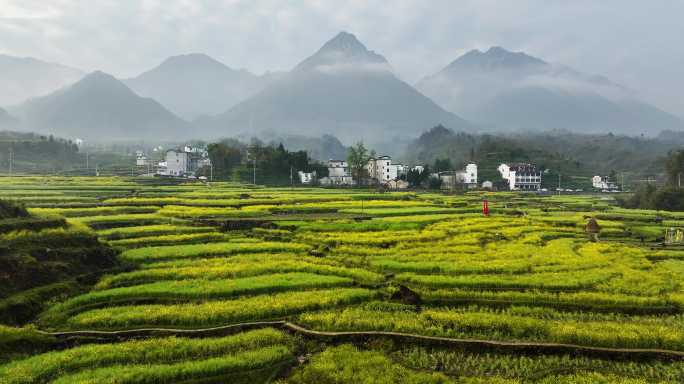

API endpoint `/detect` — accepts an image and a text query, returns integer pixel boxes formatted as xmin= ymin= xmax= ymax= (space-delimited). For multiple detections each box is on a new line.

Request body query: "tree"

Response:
xmin=406 ymin=165 xmax=430 ymax=188
xmin=665 ymin=150 xmax=684 ymax=188
xmin=433 ymin=158 xmax=452 ymax=173
xmin=347 ymin=142 xmax=370 ymax=185
xmin=427 ymin=175 xmax=443 ymax=190
xmin=206 ymin=140 xmax=245 ymax=179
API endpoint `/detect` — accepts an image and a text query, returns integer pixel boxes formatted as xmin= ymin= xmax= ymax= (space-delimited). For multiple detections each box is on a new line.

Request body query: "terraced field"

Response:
xmin=2 ymin=176 xmax=684 ymax=383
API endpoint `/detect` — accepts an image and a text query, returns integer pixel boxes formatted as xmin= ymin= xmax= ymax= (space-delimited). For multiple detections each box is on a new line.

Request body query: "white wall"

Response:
xmin=165 ymin=150 xmax=189 ymax=176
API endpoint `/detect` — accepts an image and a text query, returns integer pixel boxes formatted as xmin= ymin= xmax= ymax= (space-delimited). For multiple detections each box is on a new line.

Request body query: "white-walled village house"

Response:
xmin=498 ymin=163 xmax=542 ymax=191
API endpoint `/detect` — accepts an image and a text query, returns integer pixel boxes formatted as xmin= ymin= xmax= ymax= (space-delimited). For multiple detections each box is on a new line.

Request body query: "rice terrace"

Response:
xmin=0 ymin=176 xmax=683 ymax=383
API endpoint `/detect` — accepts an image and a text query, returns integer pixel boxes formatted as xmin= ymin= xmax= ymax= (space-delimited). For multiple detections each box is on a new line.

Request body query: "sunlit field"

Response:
xmin=2 ymin=176 xmax=684 ymax=383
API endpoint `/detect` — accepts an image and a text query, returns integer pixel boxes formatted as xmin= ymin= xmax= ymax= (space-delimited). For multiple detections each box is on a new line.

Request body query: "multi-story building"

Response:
xmin=367 ymin=155 xmax=405 ymax=184
xmin=498 ymin=163 xmax=542 ymax=191
xmin=159 ymin=146 xmax=210 ymax=177
xmin=321 ymin=159 xmax=354 ymax=186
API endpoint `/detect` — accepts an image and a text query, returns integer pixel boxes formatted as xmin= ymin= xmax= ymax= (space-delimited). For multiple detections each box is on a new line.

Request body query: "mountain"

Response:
xmin=125 ymin=54 xmax=278 ymax=120
xmin=0 ymin=54 xmax=84 ymax=107
xmin=0 ymin=107 xmax=19 ymax=129
xmin=268 ymin=134 xmax=348 ymax=161
xmin=199 ymin=32 xmax=473 ymax=142
xmin=416 ymin=47 xmax=684 ymax=136
xmin=13 ymin=71 xmax=188 ymax=141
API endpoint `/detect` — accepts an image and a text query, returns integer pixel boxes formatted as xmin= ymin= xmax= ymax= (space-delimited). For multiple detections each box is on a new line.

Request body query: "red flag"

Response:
xmin=483 ymin=199 xmax=489 ymax=216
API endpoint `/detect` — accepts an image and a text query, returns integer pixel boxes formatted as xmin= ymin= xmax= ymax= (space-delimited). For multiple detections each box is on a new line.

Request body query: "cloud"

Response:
xmin=315 ymin=62 xmax=392 ymax=75
xmin=0 ymin=0 xmax=683 ymax=116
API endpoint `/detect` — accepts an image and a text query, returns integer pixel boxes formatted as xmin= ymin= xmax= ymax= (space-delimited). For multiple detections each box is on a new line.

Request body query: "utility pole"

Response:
xmin=678 ymin=172 xmax=682 ymax=189
xmin=252 ymin=158 xmax=256 ymax=185
xmin=8 ymin=148 xmax=13 ymax=176
xmin=290 ymin=166 xmax=293 ymax=188
xmin=210 ymin=163 xmax=213 ymax=182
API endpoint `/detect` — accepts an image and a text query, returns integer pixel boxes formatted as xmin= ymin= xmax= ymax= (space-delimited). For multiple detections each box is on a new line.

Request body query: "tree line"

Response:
xmin=202 ymin=139 xmax=328 ymax=185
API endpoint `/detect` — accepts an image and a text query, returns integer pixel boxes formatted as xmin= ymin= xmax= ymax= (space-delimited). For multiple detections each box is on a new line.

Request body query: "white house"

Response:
xmin=367 ymin=155 xmax=405 ymax=184
xmin=386 ymin=179 xmax=409 ymax=190
xmin=482 ymin=180 xmax=494 ymax=190
xmin=159 ymin=146 xmax=211 ymax=177
xmin=135 ymin=150 xmax=152 ymax=167
xmin=436 ymin=163 xmax=478 ymax=189
xmin=463 ymin=163 xmax=478 ymax=186
xmin=298 ymin=171 xmax=316 ymax=185
xmin=321 ymin=160 xmax=354 ymax=186
xmin=412 ymin=165 xmax=426 ymax=174
xmin=163 ymin=149 xmax=190 ymax=176
xmin=592 ymin=175 xmax=619 ymax=191
xmin=498 ymin=163 xmax=542 ymax=191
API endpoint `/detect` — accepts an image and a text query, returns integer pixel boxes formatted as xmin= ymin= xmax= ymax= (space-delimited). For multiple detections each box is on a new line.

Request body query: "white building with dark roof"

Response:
xmin=498 ymin=163 xmax=542 ymax=191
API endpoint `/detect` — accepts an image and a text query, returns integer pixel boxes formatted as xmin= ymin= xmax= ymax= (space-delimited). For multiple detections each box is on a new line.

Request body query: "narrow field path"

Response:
xmin=39 ymin=320 xmax=684 ymax=361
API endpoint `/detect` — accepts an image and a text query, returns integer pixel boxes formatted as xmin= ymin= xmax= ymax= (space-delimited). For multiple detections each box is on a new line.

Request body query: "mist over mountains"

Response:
xmin=1 ymin=32 xmax=682 ymax=143
xmin=0 ymin=55 xmax=84 ymax=107
xmin=198 ymin=32 xmax=472 ymax=142
xmin=0 ymin=107 xmax=19 ymax=129
xmin=417 ymin=47 xmax=684 ymax=136
xmin=124 ymin=54 xmax=279 ymax=120
xmin=11 ymin=71 xmax=188 ymax=141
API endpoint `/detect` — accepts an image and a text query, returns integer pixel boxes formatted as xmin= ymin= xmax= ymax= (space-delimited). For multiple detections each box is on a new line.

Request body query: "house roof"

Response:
xmin=509 ymin=163 xmax=539 ymax=173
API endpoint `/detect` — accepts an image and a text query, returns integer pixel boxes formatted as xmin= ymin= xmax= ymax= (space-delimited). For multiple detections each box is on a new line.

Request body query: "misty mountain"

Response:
xmin=0 ymin=54 xmax=84 ymax=107
xmin=12 ymin=71 xmax=188 ymax=141
xmin=268 ymin=134 xmax=348 ymax=161
xmin=125 ymin=54 xmax=279 ymax=120
xmin=417 ymin=47 xmax=684 ymax=136
xmin=199 ymin=32 xmax=472 ymax=142
xmin=0 ymin=107 xmax=19 ymax=129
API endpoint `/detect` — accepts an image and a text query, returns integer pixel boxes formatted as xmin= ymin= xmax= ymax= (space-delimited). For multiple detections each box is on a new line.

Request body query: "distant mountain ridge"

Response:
xmin=417 ymin=46 xmax=684 ymax=136
xmin=125 ymin=53 xmax=278 ymax=120
xmin=0 ymin=54 xmax=84 ymax=107
xmin=198 ymin=32 xmax=473 ymax=142
xmin=13 ymin=71 xmax=188 ymax=141
xmin=3 ymin=40 xmax=682 ymax=142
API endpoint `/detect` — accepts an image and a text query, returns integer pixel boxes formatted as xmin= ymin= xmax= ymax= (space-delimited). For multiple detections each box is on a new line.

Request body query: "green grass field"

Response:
xmin=2 ymin=176 xmax=684 ymax=382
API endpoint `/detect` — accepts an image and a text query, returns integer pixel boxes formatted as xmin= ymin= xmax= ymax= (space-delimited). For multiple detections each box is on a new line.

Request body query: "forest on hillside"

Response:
xmin=402 ymin=126 xmax=682 ymax=188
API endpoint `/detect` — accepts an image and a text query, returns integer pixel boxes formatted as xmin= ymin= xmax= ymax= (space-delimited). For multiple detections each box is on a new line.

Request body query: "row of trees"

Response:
xmin=620 ymin=150 xmax=684 ymax=211
xmin=0 ymin=133 xmax=82 ymax=172
xmin=203 ymin=139 xmax=327 ymax=185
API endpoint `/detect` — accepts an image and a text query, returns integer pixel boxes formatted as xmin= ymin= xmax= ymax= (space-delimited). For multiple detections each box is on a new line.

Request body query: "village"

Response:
xmin=133 ymin=144 xmax=622 ymax=193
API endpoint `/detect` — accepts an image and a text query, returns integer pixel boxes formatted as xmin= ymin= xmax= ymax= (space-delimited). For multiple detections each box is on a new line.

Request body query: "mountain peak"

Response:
xmin=295 ymin=31 xmax=388 ymax=72
xmin=81 ymin=71 xmax=119 ymax=82
xmin=71 ymin=70 xmax=132 ymax=94
xmin=320 ymin=31 xmax=367 ymax=53
xmin=159 ymin=53 xmax=226 ymax=69
xmin=446 ymin=46 xmax=546 ymax=72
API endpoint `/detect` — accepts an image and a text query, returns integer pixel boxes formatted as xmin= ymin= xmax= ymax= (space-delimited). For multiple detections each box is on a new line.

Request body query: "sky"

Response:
xmin=1 ymin=0 xmax=683 ymax=117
